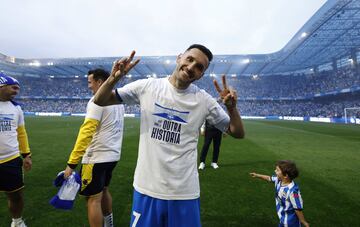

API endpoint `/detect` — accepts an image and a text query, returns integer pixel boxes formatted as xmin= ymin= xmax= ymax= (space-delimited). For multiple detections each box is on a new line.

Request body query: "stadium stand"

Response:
xmin=12 ymin=66 xmax=359 ymax=118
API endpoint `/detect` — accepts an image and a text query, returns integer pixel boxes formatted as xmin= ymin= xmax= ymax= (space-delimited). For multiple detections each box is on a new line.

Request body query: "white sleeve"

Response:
xmin=17 ymin=106 xmax=25 ymax=127
xmin=271 ymin=175 xmax=278 ymax=183
xmin=85 ymin=99 xmax=103 ymax=121
xmin=204 ymin=93 xmax=230 ymax=132
xmin=115 ymin=79 xmax=149 ymax=105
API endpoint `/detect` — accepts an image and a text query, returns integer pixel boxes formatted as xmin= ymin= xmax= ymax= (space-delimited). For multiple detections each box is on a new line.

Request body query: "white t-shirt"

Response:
xmin=0 ymin=101 xmax=24 ymax=161
xmin=81 ymin=97 xmax=125 ymax=164
xmin=116 ymin=78 xmax=230 ymax=200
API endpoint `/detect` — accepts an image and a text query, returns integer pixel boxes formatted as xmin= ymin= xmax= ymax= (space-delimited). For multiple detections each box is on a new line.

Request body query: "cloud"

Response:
xmin=0 ymin=0 xmax=326 ymax=58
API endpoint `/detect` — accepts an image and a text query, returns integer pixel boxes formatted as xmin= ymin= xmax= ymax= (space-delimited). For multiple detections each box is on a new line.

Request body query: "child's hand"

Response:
xmin=249 ymin=172 xmax=258 ymax=178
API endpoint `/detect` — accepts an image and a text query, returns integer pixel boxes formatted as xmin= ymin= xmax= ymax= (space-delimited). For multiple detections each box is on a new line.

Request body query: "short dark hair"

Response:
xmin=276 ymin=160 xmax=299 ymax=180
xmin=88 ymin=68 xmax=110 ymax=82
xmin=186 ymin=44 xmax=213 ymax=62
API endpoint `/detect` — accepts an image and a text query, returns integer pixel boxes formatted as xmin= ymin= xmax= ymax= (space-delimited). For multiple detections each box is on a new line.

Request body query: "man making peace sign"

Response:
xmin=94 ymin=44 xmax=245 ymax=227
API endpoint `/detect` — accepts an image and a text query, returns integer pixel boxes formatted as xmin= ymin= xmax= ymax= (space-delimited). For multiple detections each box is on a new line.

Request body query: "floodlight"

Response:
xmin=30 ymin=61 xmax=41 ymax=67
xmin=242 ymin=59 xmax=250 ymax=64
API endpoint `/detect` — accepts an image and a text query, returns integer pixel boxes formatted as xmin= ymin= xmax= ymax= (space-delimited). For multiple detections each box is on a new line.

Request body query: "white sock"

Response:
xmin=104 ymin=213 xmax=114 ymax=227
xmin=12 ymin=217 xmax=23 ymax=223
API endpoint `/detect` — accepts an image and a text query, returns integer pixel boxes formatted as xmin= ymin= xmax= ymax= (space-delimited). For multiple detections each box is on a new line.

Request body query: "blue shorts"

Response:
xmin=130 ymin=189 xmax=201 ymax=227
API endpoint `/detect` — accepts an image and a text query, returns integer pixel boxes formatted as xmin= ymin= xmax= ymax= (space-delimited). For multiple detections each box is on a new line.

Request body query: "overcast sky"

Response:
xmin=0 ymin=0 xmax=326 ymax=59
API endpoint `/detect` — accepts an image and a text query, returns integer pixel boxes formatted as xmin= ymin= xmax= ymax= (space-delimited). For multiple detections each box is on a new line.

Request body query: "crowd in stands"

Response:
xmin=17 ymin=76 xmax=137 ymax=97
xmin=237 ymin=96 xmax=360 ymax=118
xmin=21 ymin=99 xmax=87 ymax=113
xmin=19 ymin=77 xmax=90 ymax=97
xmin=21 ymin=99 xmax=140 ymax=115
xmin=195 ymin=67 xmax=360 ymax=98
xmin=13 ymin=66 xmax=360 ymax=118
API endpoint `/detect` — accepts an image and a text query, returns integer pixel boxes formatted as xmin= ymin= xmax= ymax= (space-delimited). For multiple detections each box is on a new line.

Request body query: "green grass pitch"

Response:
xmin=1 ymin=117 xmax=359 ymax=226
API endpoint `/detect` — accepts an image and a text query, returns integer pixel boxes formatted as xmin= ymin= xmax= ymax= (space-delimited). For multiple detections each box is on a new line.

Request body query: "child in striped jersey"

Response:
xmin=250 ymin=160 xmax=309 ymax=227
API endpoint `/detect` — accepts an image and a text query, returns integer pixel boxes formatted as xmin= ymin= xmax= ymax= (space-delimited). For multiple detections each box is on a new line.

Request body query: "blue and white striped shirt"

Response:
xmin=271 ymin=175 xmax=303 ymax=227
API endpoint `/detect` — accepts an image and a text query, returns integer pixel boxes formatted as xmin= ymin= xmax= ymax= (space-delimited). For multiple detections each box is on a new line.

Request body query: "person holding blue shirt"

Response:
xmin=64 ymin=69 xmax=125 ymax=227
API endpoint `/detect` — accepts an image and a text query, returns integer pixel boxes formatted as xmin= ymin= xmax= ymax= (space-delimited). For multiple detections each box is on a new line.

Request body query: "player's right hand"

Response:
xmin=64 ymin=165 xmax=73 ymax=179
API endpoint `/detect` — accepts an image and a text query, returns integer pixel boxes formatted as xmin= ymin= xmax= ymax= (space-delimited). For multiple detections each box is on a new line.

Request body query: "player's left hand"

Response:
xmin=23 ymin=155 xmax=32 ymax=171
xmin=213 ymin=74 xmax=237 ymax=110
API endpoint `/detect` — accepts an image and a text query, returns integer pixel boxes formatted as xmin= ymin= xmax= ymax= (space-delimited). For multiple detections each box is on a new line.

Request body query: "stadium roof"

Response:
xmin=1 ymin=0 xmax=359 ymax=78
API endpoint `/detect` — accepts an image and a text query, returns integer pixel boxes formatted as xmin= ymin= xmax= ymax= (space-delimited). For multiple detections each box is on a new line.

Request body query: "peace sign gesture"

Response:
xmin=213 ymin=74 xmax=237 ymax=110
xmin=110 ymin=50 xmax=140 ymax=82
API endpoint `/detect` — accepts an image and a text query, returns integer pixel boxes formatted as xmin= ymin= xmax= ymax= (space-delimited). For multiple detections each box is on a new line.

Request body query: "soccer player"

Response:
xmin=250 ymin=160 xmax=310 ymax=227
xmin=93 ymin=44 xmax=245 ymax=227
xmin=0 ymin=73 xmax=32 ymax=227
xmin=199 ymin=120 xmax=224 ymax=170
xmin=63 ymin=69 xmax=125 ymax=227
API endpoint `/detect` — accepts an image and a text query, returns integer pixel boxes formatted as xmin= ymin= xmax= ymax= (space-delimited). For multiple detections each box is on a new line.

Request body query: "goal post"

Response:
xmin=344 ymin=107 xmax=360 ymax=124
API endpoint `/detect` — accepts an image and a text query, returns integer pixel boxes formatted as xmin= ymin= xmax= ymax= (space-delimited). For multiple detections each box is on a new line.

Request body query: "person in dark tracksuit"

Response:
xmin=199 ymin=120 xmax=223 ymax=170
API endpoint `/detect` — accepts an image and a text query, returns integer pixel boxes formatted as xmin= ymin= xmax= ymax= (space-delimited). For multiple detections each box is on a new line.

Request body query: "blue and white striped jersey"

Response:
xmin=271 ymin=175 xmax=303 ymax=227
